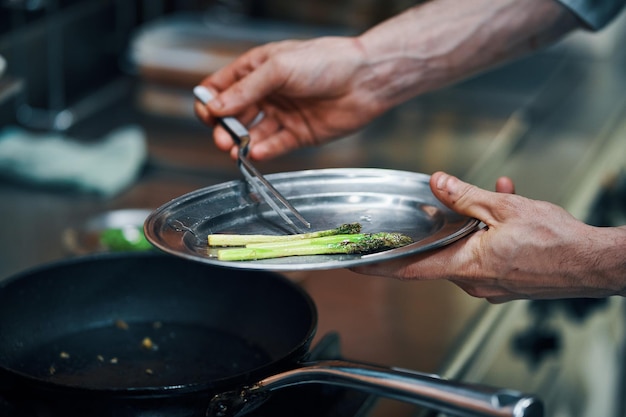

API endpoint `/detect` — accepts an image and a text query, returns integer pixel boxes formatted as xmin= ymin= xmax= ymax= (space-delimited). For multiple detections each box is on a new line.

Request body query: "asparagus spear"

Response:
xmin=208 ymin=223 xmax=362 ymax=247
xmin=244 ymin=233 xmax=367 ymax=249
xmin=216 ymin=232 xmax=413 ymax=261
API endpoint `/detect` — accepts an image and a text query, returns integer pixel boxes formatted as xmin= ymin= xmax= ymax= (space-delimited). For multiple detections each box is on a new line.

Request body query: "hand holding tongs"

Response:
xmin=193 ymin=86 xmax=311 ymax=232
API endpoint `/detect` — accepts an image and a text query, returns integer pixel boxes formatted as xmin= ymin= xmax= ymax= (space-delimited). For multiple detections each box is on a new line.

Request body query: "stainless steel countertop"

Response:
xmin=1 ymin=17 xmax=625 ymax=417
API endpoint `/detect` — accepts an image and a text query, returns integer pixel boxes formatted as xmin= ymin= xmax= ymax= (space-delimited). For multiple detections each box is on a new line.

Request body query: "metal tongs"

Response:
xmin=193 ymin=86 xmax=311 ymax=232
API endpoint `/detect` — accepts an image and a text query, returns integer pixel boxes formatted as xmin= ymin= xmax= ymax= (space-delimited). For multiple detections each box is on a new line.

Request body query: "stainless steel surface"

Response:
xmin=144 ymin=168 xmax=479 ymax=271
xmin=193 ymin=85 xmax=311 ymax=231
xmin=249 ymin=360 xmax=542 ymax=417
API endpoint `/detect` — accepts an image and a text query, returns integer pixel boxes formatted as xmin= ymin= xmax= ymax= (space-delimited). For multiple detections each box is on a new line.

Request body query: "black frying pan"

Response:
xmin=0 ymin=253 xmax=542 ymax=417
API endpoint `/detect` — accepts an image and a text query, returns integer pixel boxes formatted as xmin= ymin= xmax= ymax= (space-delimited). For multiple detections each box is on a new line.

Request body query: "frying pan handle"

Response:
xmin=253 ymin=360 xmax=542 ymax=417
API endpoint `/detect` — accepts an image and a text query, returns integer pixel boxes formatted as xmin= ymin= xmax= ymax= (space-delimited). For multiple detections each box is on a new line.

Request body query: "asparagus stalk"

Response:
xmin=244 ymin=234 xmax=366 ymax=249
xmin=216 ymin=232 xmax=413 ymax=261
xmin=208 ymin=223 xmax=362 ymax=247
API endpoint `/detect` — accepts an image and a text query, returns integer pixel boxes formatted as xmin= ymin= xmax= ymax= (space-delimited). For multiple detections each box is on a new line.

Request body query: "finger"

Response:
xmin=496 ymin=176 xmax=515 ymax=194
xmin=249 ymin=127 xmax=302 ymax=160
xmin=194 ymin=100 xmax=211 ymax=124
xmin=248 ymin=115 xmax=280 ymax=144
xmin=192 ymin=85 xmax=239 ymax=158
xmin=206 ymin=48 xmax=285 ymax=117
xmin=195 ymin=80 xmax=265 ymax=128
xmin=195 ymin=84 xmax=268 ymax=159
xmin=213 ymin=125 xmax=232 ymax=150
xmin=430 ymin=171 xmax=504 ymax=225
xmin=193 ymin=84 xmax=221 ymax=126
xmin=208 ymin=45 xmax=268 ymax=91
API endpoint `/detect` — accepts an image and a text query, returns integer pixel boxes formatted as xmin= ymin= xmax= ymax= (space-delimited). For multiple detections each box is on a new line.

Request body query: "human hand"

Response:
xmin=194 ymin=0 xmax=580 ymax=162
xmin=194 ymin=36 xmax=390 ymax=161
xmin=352 ymin=171 xmax=626 ymax=303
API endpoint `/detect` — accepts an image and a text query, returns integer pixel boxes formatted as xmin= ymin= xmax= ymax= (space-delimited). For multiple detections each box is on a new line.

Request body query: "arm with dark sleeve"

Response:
xmin=556 ymin=0 xmax=626 ymax=29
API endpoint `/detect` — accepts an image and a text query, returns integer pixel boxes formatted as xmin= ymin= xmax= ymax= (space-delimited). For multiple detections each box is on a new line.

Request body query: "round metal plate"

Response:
xmin=144 ymin=168 xmax=479 ymax=271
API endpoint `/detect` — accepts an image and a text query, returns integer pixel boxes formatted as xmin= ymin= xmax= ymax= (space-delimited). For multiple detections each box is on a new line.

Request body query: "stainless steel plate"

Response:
xmin=144 ymin=168 xmax=479 ymax=271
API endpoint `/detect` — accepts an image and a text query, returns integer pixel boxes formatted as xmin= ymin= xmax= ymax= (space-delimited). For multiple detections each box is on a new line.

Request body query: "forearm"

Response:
xmin=357 ymin=0 xmax=581 ymax=109
xmin=583 ymin=225 xmax=626 ymax=296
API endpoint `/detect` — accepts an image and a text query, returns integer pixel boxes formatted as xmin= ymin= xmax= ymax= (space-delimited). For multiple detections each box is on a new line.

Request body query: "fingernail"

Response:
xmin=436 ymin=173 xmax=448 ymax=190
xmin=194 ymin=85 xmax=223 ymax=110
xmin=436 ymin=173 xmax=460 ymax=194
xmin=210 ymin=98 xmax=223 ymax=110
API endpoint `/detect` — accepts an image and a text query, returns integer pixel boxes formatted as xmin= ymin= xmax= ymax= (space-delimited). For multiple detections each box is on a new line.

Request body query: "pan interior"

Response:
xmin=0 ymin=253 xmax=316 ymax=391
xmin=13 ymin=320 xmax=273 ymax=389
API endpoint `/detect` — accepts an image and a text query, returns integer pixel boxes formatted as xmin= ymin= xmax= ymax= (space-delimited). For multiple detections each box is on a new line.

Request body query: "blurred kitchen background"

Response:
xmin=1 ymin=1 xmax=626 ymax=416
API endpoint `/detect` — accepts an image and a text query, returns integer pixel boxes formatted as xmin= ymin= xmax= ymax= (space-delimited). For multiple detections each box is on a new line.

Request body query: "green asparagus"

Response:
xmin=215 ymin=232 xmax=413 ymax=261
xmin=208 ymin=223 xmax=362 ymax=247
xmin=244 ymin=233 xmax=367 ymax=249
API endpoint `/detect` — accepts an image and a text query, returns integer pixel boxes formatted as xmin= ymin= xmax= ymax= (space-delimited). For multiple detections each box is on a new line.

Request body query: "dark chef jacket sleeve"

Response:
xmin=556 ymin=0 xmax=626 ymax=29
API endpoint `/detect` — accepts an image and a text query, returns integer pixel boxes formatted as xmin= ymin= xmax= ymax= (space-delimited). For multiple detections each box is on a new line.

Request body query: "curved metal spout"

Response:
xmin=251 ymin=360 xmax=542 ymax=417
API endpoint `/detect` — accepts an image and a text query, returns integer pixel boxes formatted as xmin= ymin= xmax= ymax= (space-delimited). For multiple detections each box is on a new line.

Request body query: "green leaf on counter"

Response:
xmin=99 ymin=227 xmax=153 ymax=252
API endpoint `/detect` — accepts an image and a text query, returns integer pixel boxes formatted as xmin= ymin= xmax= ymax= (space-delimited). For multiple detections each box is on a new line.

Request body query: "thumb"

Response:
xmin=430 ymin=171 xmax=501 ymax=225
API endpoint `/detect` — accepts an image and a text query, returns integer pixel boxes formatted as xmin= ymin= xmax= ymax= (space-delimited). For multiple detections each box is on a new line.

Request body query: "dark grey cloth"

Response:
xmin=557 ymin=0 xmax=626 ymax=29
